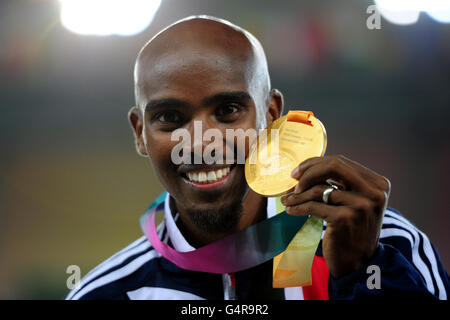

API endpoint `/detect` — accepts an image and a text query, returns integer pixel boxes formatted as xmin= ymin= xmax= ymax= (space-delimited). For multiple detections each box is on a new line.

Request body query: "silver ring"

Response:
xmin=322 ymin=185 xmax=338 ymax=204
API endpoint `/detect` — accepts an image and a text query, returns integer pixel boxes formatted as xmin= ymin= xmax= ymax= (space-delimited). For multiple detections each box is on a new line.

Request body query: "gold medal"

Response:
xmin=245 ymin=110 xmax=327 ymax=197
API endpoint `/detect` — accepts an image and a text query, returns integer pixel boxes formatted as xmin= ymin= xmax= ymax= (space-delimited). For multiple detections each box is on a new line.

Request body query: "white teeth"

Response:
xmin=198 ymin=172 xmax=207 ymax=182
xmin=185 ymin=167 xmax=232 ymax=183
xmin=207 ymin=171 xmax=217 ymax=182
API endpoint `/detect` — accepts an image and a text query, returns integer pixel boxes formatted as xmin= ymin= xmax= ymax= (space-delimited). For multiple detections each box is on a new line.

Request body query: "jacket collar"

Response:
xmin=163 ymin=192 xmax=277 ymax=252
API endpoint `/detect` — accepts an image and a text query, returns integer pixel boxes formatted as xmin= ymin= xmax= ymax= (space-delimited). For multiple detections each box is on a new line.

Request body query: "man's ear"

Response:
xmin=128 ymin=106 xmax=148 ymax=156
xmin=266 ymin=88 xmax=284 ymax=126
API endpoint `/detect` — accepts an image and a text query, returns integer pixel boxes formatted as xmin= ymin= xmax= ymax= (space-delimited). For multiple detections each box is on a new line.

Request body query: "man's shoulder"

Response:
xmin=380 ymin=207 xmax=421 ymax=244
xmin=65 ymin=234 xmax=162 ymax=300
xmin=379 ymin=207 xmax=426 ymax=254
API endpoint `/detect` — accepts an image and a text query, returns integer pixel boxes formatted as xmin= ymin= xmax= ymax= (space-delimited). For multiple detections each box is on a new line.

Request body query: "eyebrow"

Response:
xmin=145 ymin=91 xmax=252 ymax=112
xmin=201 ymin=91 xmax=252 ymax=106
xmin=145 ymin=98 xmax=191 ymax=112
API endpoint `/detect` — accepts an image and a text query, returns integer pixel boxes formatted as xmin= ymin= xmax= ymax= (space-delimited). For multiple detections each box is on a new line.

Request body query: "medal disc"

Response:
xmin=245 ymin=111 xmax=327 ymax=197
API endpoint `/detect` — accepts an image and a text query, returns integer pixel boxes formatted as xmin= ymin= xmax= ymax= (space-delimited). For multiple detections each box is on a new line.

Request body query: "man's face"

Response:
xmin=137 ymin=44 xmax=262 ymax=217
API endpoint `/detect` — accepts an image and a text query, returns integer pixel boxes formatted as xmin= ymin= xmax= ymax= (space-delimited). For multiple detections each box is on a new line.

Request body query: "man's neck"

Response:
xmin=172 ymin=191 xmax=267 ymax=248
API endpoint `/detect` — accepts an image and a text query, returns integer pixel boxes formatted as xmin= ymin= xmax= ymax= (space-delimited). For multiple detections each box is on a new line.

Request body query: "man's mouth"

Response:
xmin=180 ymin=164 xmax=236 ymax=189
xmin=186 ymin=167 xmax=230 ymax=183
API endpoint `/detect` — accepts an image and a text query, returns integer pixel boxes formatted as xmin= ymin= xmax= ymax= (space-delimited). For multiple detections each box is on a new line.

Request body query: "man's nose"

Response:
xmin=188 ymin=116 xmax=221 ymax=164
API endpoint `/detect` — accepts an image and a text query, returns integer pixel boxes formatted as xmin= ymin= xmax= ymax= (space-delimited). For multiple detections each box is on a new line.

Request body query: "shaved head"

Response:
xmin=134 ymin=15 xmax=271 ymax=129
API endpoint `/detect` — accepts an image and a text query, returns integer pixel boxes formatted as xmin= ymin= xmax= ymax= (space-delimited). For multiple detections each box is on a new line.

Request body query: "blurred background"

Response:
xmin=1 ymin=0 xmax=449 ymax=299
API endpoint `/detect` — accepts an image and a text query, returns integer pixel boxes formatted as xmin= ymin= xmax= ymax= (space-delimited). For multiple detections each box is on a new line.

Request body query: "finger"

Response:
xmin=293 ymin=157 xmax=375 ymax=195
xmin=291 ymin=157 xmax=355 ymax=192
xmin=292 ymin=155 xmax=390 ymax=193
xmin=281 ymin=185 xmax=328 ymax=206
xmin=281 ymin=185 xmax=380 ymax=213
xmin=291 ymin=156 xmax=322 ymax=179
xmin=335 ymin=155 xmax=390 ymax=192
xmin=285 ymin=200 xmax=349 ymax=223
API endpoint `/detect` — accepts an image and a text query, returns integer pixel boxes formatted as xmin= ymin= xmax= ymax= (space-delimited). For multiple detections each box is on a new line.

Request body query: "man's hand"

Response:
xmin=280 ymin=155 xmax=391 ymax=278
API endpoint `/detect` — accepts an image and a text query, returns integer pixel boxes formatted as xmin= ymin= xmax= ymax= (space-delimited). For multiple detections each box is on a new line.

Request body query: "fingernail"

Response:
xmin=291 ymin=167 xmax=300 ymax=178
xmin=285 ymin=206 xmax=291 ymax=213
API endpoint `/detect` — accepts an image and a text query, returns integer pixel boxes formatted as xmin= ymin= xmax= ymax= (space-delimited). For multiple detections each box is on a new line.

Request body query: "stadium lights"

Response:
xmin=375 ymin=0 xmax=450 ymax=25
xmin=59 ymin=0 xmax=162 ymax=36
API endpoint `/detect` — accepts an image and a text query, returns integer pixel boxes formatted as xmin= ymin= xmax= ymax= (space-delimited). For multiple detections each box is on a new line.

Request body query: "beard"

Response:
xmin=185 ymin=201 xmax=243 ymax=235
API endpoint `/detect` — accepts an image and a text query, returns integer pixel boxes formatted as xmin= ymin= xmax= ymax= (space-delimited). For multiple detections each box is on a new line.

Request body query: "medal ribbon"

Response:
xmin=140 ymin=194 xmax=323 ymax=287
xmin=272 ymin=110 xmax=324 ymax=287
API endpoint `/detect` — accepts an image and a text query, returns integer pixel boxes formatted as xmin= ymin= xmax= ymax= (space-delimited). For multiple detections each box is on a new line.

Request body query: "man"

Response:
xmin=66 ymin=16 xmax=449 ymax=300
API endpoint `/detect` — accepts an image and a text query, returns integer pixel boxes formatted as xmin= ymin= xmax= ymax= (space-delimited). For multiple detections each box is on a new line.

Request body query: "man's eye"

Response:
xmin=156 ymin=111 xmax=181 ymax=123
xmin=215 ymin=103 xmax=241 ymax=118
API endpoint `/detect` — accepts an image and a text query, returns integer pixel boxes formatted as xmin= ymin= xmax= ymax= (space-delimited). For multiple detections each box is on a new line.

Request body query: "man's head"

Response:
xmin=129 ymin=16 xmax=283 ymax=234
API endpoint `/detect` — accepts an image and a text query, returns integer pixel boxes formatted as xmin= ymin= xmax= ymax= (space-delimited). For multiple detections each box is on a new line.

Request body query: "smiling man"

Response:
xmin=66 ymin=16 xmax=449 ymax=300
